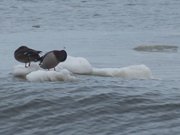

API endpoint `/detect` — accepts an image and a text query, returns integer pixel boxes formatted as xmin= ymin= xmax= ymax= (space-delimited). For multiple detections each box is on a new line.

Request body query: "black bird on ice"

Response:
xmin=14 ymin=46 xmax=41 ymax=67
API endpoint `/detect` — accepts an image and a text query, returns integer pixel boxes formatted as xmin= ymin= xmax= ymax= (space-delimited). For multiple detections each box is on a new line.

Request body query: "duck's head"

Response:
xmin=53 ymin=50 xmax=67 ymax=62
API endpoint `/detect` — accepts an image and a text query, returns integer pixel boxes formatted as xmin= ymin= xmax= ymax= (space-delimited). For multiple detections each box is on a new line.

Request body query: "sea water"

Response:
xmin=1 ymin=0 xmax=180 ymax=135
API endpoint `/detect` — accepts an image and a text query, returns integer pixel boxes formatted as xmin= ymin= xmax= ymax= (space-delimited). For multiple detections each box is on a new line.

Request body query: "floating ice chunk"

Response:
xmin=12 ymin=64 xmax=40 ymax=77
xmin=26 ymin=69 xmax=76 ymax=82
xmin=59 ymin=56 xmax=93 ymax=74
xmin=92 ymin=64 xmax=153 ymax=79
xmin=12 ymin=57 xmax=153 ymax=81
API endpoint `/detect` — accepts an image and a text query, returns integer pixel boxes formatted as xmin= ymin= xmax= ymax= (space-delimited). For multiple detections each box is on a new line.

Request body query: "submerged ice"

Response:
xmin=12 ymin=55 xmax=154 ymax=82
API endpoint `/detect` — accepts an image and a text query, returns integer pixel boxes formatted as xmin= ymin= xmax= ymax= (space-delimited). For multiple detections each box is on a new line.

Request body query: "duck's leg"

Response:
xmin=28 ymin=57 xmax=31 ymax=67
xmin=39 ymin=61 xmax=42 ymax=66
xmin=25 ymin=63 xmax=28 ymax=68
xmin=54 ymin=68 xmax=56 ymax=71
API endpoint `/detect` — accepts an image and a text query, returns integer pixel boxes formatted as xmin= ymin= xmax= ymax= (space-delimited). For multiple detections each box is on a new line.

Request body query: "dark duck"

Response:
xmin=14 ymin=46 xmax=42 ymax=67
xmin=39 ymin=50 xmax=67 ymax=71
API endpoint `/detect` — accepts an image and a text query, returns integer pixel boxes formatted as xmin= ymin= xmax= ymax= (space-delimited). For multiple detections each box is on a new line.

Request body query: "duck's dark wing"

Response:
xmin=14 ymin=49 xmax=30 ymax=63
xmin=27 ymin=50 xmax=42 ymax=62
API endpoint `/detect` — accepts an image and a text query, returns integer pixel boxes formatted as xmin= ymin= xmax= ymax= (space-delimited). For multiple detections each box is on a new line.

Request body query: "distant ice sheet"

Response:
xmin=12 ymin=56 xmax=153 ymax=82
xmin=134 ymin=45 xmax=178 ymax=53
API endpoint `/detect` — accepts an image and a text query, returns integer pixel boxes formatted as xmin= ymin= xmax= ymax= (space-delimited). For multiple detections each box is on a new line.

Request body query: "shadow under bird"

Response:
xmin=39 ymin=50 xmax=67 ymax=70
xmin=14 ymin=46 xmax=42 ymax=67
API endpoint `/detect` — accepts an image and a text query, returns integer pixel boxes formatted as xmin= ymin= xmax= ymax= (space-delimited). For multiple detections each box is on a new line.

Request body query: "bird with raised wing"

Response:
xmin=14 ymin=46 xmax=42 ymax=67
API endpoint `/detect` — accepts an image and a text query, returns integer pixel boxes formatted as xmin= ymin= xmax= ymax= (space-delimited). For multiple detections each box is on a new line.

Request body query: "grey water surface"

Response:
xmin=1 ymin=0 xmax=180 ymax=135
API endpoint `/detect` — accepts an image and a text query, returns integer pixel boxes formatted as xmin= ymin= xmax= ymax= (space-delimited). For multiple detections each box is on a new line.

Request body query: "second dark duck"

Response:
xmin=14 ymin=46 xmax=41 ymax=67
xmin=39 ymin=50 xmax=67 ymax=71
